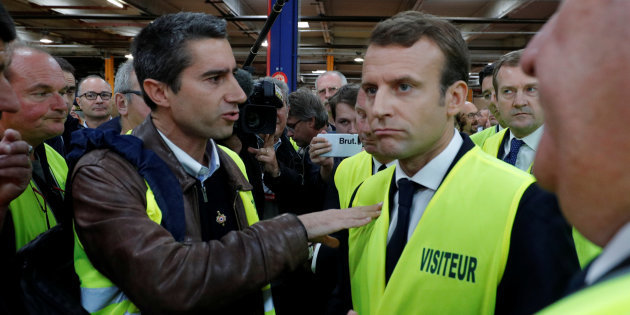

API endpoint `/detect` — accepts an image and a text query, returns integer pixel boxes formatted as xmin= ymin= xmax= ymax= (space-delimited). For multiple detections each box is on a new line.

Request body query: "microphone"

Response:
xmin=234 ymin=68 xmax=254 ymax=98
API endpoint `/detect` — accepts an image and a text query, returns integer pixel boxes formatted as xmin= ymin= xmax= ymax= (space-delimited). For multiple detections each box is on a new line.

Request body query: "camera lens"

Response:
xmin=245 ymin=111 xmax=261 ymax=129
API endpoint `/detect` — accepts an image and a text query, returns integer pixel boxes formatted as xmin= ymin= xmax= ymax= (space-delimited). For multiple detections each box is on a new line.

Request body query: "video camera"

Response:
xmin=238 ymin=80 xmax=285 ymax=134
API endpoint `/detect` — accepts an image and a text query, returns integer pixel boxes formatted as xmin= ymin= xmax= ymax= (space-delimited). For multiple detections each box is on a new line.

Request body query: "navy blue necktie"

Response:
xmin=386 ymin=178 xmax=421 ymax=282
xmin=503 ymin=138 xmax=524 ymax=166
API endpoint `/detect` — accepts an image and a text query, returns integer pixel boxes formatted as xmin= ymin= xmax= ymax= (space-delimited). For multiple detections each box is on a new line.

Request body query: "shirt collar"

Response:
xmin=395 ymin=130 xmax=463 ymax=191
xmin=157 ymin=130 xmax=220 ymax=182
xmin=509 ymin=125 xmax=544 ymax=150
xmin=373 ymin=157 xmax=396 ymax=175
xmin=585 ymin=221 xmax=630 ymax=284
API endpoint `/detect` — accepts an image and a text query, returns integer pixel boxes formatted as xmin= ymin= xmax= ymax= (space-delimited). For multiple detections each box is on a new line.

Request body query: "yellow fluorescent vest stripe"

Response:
xmin=538 ymin=272 xmax=630 ymax=314
xmin=470 ymin=126 xmax=498 ymax=147
xmin=10 ymin=143 xmax=67 ymax=250
xmin=572 ymin=229 xmax=602 ymax=268
xmin=334 ymin=150 xmax=374 ymax=209
xmin=75 ymin=145 xmax=274 ymax=314
xmin=481 ymin=127 xmax=508 ymax=159
xmin=349 ymin=147 xmax=535 ymax=314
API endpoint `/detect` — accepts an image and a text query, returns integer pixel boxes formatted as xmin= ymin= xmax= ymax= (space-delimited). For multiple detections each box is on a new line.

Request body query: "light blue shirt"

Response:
xmin=157 ymin=130 xmax=220 ymax=183
xmin=502 ymin=125 xmax=543 ymax=172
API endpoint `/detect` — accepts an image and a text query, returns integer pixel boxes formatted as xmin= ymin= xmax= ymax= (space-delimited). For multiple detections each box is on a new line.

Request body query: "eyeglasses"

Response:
xmin=317 ymin=86 xmax=338 ymax=96
xmin=286 ymin=119 xmax=304 ymax=132
xmin=120 ymin=90 xmax=142 ymax=96
xmin=79 ymin=91 xmax=112 ymax=101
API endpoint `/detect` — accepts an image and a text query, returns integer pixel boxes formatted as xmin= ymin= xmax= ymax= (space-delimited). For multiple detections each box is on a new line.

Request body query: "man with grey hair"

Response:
xmin=315 ymin=70 xmax=347 ymax=129
xmin=262 ymin=89 xmax=329 ymax=215
xmin=98 ymin=60 xmax=149 ymax=134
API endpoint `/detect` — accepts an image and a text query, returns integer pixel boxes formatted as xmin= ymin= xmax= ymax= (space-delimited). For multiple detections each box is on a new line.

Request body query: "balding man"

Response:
xmin=0 ymin=45 xmax=68 ymax=252
xmin=316 ymin=71 xmax=347 ymax=130
xmin=76 ymin=75 xmax=112 ymax=128
xmin=456 ymin=101 xmax=479 ymax=135
xmin=98 ymin=60 xmax=149 ymax=134
xmin=521 ymin=0 xmax=630 ymax=312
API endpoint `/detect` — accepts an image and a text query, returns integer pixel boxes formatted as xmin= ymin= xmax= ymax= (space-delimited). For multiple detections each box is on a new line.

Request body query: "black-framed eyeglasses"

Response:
xmin=286 ymin=119 xmax=304 ymax=132
xmin=120 ymin=90 xmax=142 ymax=96
xmin=79 ymin=91 xmax=112 ymax=101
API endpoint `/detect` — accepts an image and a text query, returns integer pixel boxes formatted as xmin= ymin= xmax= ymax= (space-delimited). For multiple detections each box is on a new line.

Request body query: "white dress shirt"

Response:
xmin=387 ymin=131 xmax=463 ymax=243
xmin=585 ymin=222 xmax=630 ymax=285
xmin=157 ymin=130 xmax=220 ymax=182
xmin=373 ymin=158 xmax=396 ymax=175
xmin=502 ymin=125 xmax=544 ymax=172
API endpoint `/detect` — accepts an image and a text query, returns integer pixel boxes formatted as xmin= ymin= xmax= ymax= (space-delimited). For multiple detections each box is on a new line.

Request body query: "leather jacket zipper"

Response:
xmin=233 ymin=186 xmax=243 ymax=230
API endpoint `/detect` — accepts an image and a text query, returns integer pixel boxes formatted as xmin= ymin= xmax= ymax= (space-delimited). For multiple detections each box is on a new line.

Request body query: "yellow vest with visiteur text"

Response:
xmin=74 ymin=145 xmax=274 ymax=315
xmin=349 ymin=147 xmax=534 ymax=314
xmin=10 ymin=143 xmax=67 ymax=250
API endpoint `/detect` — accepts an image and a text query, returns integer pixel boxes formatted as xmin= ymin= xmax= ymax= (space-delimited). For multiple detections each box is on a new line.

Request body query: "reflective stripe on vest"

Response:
xmin=539 ymin=272 xmax=630 ymax=314
xmin=349 ymin=147 xmax=535 ymax=314
xmin=470 ymin=126 xmax=497 ymax=147
xmin=10 ymin=143 xmax=67 ymax=250
xmin=481 ymin=127 xmax=508 ymax=159
xmin=572 ymin=228 xmax=602 ymax=268
xmin=75 ymin=146 xmax=274 ymax=314
xmin=334 ymin=150 xmax=373 ymax=209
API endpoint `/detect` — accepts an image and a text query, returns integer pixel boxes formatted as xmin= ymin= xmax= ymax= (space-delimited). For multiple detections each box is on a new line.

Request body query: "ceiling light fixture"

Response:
xmin=125 ymin=53 xmax=133 ymax=59
xmin=312 ymin=70 xmax=326 ymax=74
xmin=298 ymin=21 xmax=309 ymax=28
xmin=261 ymin=40 xmax=268 ymax=47
xmin=39 ymin=31 xmax=53 ymax=44
xmin=107 ymin=0 xmax=124 ymax=8
xmin=354 ymin=51 xmax=364 ymax=63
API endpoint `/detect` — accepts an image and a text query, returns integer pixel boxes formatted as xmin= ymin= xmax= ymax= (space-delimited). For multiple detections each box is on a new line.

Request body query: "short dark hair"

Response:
xmin=53 ymin=56 xmax=75 ymax=75
xmin=493 ymin=49 xmax=523 ymax=96
xmin=288 ymin=89 xmax=328 ymax=130
xmin=478 ymin=63 xmax=495 ymax=87
xmin=0 ymin=3 xmax=16 ymax=43
xmin=132 ymin=12 xmax=227 ymax=110
xmin=369 ymin=11 xmax=470 ymax=96
xmin=328 ymin=84 xmax=359 ymax=121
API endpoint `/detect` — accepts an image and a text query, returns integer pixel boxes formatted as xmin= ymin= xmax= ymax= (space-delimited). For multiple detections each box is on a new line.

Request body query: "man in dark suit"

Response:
xmin=343 ymin=11 xmax=579 ymax=315
xmin=521 ymin=0 xmax=630 ymax=312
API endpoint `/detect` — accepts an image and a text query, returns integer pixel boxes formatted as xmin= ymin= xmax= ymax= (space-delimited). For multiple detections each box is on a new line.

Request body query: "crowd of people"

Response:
xmin=1 ymin=0 xmax=629 ymax=313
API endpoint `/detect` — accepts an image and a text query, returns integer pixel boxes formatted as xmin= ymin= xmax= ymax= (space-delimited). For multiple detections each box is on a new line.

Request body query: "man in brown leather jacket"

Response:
xmin=70 ymin=12 xmax=381 ymax=314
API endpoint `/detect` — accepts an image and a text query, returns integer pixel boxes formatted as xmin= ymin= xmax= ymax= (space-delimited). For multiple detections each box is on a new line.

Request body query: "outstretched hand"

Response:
xmin=298 ymin=203 xmax=382 ymax=248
